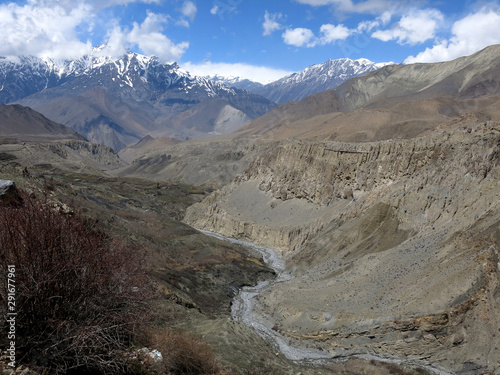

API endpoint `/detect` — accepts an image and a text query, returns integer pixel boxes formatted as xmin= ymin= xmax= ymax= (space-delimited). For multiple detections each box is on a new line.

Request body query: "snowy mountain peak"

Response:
xmin=0 ymin=50 xmax=240 ymax=103
xmin=0 ymin=50 xmax=276 ymax=151
xmin=251 ymin=57 xmax=394 ymax=104
xmin=204 ymin=74 xmax=265 ymax=92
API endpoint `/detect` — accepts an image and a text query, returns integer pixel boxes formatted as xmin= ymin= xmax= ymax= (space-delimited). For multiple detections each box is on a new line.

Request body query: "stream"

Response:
xmin=199 ymin=229 xmax=455 ymax=375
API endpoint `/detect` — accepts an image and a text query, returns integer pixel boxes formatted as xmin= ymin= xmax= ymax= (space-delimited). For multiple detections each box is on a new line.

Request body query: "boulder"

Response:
xmin=0 ymin=179 xmax=21 ymax=205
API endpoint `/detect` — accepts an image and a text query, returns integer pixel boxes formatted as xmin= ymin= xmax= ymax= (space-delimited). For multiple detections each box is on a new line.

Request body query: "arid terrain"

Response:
xmin=2 ymin=45 xmax=500 ymax=375
xmin=182 ymin=46 xmax=500 ymax=375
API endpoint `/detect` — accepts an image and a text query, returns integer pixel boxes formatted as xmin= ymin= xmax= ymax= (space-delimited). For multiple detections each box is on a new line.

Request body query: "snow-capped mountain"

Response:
xmin=207 ymin=75 xmax=264 ymax=93
xmin=0 ymin=49 xmax=276 ymax=150
xmin=252 ymin=58 xmax=393 ymax=104
xmin=0 ymin=49 xmax=239 ymax=103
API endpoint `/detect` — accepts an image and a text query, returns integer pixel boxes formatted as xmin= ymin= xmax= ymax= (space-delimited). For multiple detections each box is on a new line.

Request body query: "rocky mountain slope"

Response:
xmin=208 ymin=75 xmax=265 ymax=93
xmin=127 ymin=45 xmax=500 ymax=191
xmin=117 ymin=137 xmax=276 ymax=189
xmin=0 ymin=104 xmax=86 ymax=142
xmin=233 ymin=44 xmax=500 ymax=142
xmin=209 ymin=58 xmax=389 ymax=104
xmin=256 ymin=58 xmax=390 ymax=104
xmin=0 ymin=104 xmax=126 ymax=175
xmin=0 ymin=49 xmax=275 ymax=150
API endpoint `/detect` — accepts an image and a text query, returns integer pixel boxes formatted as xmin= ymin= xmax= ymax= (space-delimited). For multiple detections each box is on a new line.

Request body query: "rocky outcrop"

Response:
xmin=186 ymin=116 xmax=500 ymax=250
xmin=0 ymin=179 xmax=20 ymax=205
xmin=62 ymin=140 xmax=126 ymax=168
xmin=184 ymin=118 xmax=500 ymax=374
xmin=118 ymin=138 xmax=275 ymax=189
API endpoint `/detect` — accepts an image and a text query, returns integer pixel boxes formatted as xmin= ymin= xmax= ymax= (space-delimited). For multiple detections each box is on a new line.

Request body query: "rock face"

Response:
xmin=184 ymin=117 xmax=500 ymax=374
xmin=117 ymin=138 xmax=276 ymax=189
xmin=0 ymin=140 xmax=126 ymax=176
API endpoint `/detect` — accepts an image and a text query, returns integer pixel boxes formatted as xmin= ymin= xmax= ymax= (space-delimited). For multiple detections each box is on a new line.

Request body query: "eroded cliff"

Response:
xmin=184 ymin=116 xmax=500 ymax=374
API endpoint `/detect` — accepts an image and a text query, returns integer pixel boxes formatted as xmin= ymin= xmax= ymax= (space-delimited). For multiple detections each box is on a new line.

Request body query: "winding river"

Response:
xmin=199 ymin=229 xmax=454 ymax=375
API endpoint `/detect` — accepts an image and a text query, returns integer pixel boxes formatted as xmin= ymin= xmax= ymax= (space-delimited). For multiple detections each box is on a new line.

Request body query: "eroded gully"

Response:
xmin=198 ymin=229 xmax=455 ymax=375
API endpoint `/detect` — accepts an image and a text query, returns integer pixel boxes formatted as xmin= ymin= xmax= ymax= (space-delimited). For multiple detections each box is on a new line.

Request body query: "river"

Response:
xmin=199 ymin=229 xmax=455 ymax=375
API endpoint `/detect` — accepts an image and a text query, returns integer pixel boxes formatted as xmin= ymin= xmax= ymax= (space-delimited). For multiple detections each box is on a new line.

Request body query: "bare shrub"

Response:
xmin=0 ymin=191 xmax=156 ymax=374
xmin=147 ymin=329 xmax=225 ymax=375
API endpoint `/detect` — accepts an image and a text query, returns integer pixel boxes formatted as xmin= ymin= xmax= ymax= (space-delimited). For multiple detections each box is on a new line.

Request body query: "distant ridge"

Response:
xmin=234 ymin=44 xmax=500 ymax=142
xmin=209 ymin=58 xmax=391 ymax=104
xmin=0 ymin=104 xmax=86 ymax=142
xmin=255 ymin=58 xmax=391 ymax=104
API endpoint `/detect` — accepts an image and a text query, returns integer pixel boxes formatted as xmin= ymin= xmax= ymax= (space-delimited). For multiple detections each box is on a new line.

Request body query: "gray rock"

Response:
xmin=0 ymin=179 xmax=15 ymax=196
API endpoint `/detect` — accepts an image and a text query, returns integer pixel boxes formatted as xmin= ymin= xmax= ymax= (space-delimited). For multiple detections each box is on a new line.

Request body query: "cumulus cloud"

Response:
xmin=0 ymin=2 xmax=94 ymax=60
xmin=209 ymin=0 xmax=241 ymax=19
xmin=180 ymin=1 xmax=197 ymax=21
xmin=371 ymin=8 xmax=443 ymax=45
xmin=176 ymin=1 xmax=197 ymax=27
xmin=181 ymin=61 xmax=293 ymax=84
xmin=262 ymin=10 xmax=285 ymax=36
xmin=319 ymin=23 xmax=352 ymax=43
xmin=0 ymin=0 xmax=189 ymax=62
xmin=357 ymin=10 xmax=391 ymax=32
xmin=281 ymin=23 xmax=354 ymax=47
xmin=210 ymin=5 xmax=219 ymax=15
xmin=102 ymin=11 xmax=189 ymax=62
xmin=282 ymin=27 xmax=315 ymax=47
xmin=405 ymin=8 xmax=500 ymax=63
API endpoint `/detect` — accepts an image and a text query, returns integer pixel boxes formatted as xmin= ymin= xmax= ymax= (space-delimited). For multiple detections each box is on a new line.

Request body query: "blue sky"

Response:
xmin=1 ymin=0 xmax=500 ymax=82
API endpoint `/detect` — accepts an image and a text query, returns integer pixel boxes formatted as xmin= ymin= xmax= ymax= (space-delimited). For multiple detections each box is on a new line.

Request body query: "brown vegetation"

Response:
xmin=144 ymin=329 xmax=225 ymax=375
xmin=0 ymin=191 xmax=155 ymax=374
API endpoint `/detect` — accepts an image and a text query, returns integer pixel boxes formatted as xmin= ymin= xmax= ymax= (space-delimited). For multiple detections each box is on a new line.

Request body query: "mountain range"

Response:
xmin=208 ymin=58 xmax=390 ymax=104
xmin=1 ymin=49 xmax=394 ymax=151
xmin=0 ymin=48 xmax=275 ymax=150
xmin=232 ymin=44 xmax=500 ymax=142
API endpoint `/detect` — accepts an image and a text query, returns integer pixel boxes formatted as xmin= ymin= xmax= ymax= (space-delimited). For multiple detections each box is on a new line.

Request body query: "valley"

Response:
xmin=1 ymin=45 xmax=500 ymax=375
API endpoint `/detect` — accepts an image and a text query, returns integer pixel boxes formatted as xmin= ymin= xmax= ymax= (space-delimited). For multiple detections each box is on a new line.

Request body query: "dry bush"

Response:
xmin=146 ymin=329 xmax=225 ymax=375
xmin=0 ymin=191 xmax=156 ymax=374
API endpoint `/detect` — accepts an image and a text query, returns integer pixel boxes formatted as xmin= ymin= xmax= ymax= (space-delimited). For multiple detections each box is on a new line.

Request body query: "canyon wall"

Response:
xmin=185 ymin=117 xmax=500 ymax=374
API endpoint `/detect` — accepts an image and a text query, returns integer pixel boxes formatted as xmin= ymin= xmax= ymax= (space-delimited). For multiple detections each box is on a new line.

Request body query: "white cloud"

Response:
xmin=209 ymin=1 xmax=241 ymax=19
xmin=0 ymin=1 xmax=189 ymax=62
xmin=181 ymin=61 xmax=293 ymax=84
xmin=114 ymin=11 xmax=189 ymax=62
xmin=99 ymin=21 xmax=129 ymax=58
xmin=180 ymin=1 xmax=197 ymax=21
xmin=176 ymin=1 xmax=197 ymax=27
xmin=176 ymin=18 xmax=190 ymax=28
xmin=294 ymin=0 xmax=399 ymax=15
xmin=357 ymin=10 xmax=391 ymax=32
xmin=405 ymin=8 xmax=500 ymax=63
xmin=210 ymin=5 xmax=219 ymax=15
xmin=262 ymin=10 xmax=285 ymax=36
xmin=282 ymin=27 xmax=315 ymax=47
xmin=319 ymin=23 xmax=352 ymax=43
xmin=372 ymin=8 xmax=443 ymax=45
xmin=281 ymin=23 xmax=354 ymax=47
xmin=0 ymin=2 xmax=94 ymax=60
